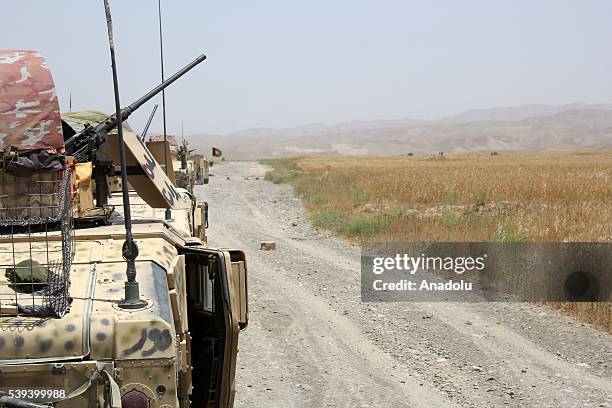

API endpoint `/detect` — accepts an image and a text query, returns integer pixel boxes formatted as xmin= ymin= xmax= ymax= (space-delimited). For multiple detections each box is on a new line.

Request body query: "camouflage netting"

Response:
xmin=0 ymin=50 xmax=73 ymax=317
xmin=61 ymin=110 xmax=133 ymax=135
xmin=0 ymin=50 xmax=64 ymax=153
xmin=0 ymin=49 xmax=67 ymax=213
xmin=150 ymin=134 xmax=179 ymax=153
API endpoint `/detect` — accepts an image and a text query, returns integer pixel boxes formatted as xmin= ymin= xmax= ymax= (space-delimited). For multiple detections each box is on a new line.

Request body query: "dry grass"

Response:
xmin=264 ymin=152 xmax=612 ymax=332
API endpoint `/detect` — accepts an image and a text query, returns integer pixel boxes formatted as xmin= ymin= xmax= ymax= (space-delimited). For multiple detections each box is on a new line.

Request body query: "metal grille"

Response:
xmin=0 ymin=168 xmax=74 ymax=317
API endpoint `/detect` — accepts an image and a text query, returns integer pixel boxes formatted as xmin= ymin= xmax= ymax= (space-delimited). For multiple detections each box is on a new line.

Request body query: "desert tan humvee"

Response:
xmin=0 ymin=50 xmax=247 ymax=407
xmin=148 ymin=136 xmax=207 ymax=193
xmin=192 ymin=155 xmax=209 ymax=186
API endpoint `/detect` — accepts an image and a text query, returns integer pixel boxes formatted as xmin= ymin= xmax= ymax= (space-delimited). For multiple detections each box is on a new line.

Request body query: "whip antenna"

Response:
xmin=103 ymin=0 xmax=147 ymax=309
xmin=141 ymin=103 xmax=159 ymax=141
xmin=158 ymin=0 xmax=171 ymax=221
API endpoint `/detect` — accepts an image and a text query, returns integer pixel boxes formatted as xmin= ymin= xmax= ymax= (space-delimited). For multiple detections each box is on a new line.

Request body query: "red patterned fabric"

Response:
xmin=0 ymin=50 xmax=64 ymax=153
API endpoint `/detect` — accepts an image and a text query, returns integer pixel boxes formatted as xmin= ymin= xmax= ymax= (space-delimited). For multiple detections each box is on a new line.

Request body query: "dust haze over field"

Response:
xmin=190 ymin=103 xmax=612 ymax=160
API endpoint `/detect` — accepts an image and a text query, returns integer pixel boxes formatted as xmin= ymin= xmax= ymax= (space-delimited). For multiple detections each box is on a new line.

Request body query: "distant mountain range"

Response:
xmin=188 ymin=103 xmax=612 ymax=159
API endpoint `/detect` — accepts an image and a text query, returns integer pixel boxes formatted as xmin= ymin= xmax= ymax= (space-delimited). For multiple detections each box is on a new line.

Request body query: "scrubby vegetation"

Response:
xmin=262 ymin=152 xmax=612 ymax=331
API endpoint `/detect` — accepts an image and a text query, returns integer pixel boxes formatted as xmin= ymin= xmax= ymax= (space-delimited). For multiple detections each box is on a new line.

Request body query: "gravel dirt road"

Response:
xmin=198 ymin=161 xmax=611 ymax=408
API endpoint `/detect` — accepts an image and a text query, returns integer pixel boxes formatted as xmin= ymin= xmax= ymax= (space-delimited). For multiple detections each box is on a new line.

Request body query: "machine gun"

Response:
xmin=65 ymin=53 xmax=206 ymax=162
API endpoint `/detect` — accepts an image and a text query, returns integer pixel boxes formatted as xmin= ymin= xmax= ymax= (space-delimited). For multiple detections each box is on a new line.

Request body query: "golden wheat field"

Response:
xmin=264 ymin=151 xmax=612 ymax=332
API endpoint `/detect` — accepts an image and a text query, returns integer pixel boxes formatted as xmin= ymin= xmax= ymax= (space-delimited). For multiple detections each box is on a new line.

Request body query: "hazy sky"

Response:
xmin=2 ymin=1 xmax=611 ymax=135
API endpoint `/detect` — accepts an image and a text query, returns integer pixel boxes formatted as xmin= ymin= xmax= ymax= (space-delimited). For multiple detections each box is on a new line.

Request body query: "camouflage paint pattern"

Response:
xmin=0 ymin=50 xmax=64 ymax=152
xmin=104 ymin=131 xmax=189 ymax=210
xmin=0 ymin=49 xmax=247 ymax=408
xmin=61 ymin=110 xmax=133 ymax=134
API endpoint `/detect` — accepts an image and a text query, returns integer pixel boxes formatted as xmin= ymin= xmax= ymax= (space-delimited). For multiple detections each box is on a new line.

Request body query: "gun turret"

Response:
xmin=179 ymin=138 xmax=189 ymax=170
xmin=65 ymin=53 xmax=206 ymax=162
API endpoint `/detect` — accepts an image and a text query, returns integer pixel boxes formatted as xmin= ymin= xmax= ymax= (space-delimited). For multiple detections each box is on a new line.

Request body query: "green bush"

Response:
xmin=442 ymin=208 xmax=457 ymax=226
xmin=306 ymin=193 xmax=328 ymax=205
xmin=349 ymin=188 xmax=373 ymax=205
xmin=271 ymin=175 xmax=287 ymax=184
xmin=346 ymin=216 xmax=389 ymax=237
xmin=286 ymin=169 xmax=302 ymax=180
xmin=262 ymin=159 xmax=303 ymax=184
xmin=446 ymin=187 xmax=460 ymax=204
xmin=310 ymin=209 xmax=346 ymax=230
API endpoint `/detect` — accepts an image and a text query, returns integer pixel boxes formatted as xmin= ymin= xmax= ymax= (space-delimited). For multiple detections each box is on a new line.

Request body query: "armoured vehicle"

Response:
xmin=178 ymin=142 xmax=209 ymax=186
xmin=0 ymin=48 xmax=247 ymax=408
xmin=148 ymin=136 xmax=209 ymax=192
xmin=192 ymin=155 xmax=209 ymax=186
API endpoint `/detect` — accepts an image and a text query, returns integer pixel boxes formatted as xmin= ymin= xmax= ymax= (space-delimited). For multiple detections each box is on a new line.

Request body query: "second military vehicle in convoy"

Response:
xmin=148 ymin=135 xmax=210 ymax=193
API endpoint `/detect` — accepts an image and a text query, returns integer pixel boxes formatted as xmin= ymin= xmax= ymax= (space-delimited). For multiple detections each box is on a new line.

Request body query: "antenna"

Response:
xmin=69 ymin=92 xmax=72 ymax=112
xmin=140 ymin=103 xmax=159 ymax=141
xmin=158 ymin=0 xmax=171 ymax=221
xmin=180 ymin=120 xmax=187 ymax=170
xmin=103 ymin=0 xmax=147 ymax=309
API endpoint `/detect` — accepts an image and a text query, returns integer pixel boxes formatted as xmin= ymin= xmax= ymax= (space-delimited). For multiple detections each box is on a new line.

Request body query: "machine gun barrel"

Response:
xmin=124 ymin=53 xmax=206 ymax=118
xmin=65 ymin=53 xmax=207 ymax=158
